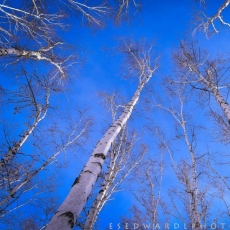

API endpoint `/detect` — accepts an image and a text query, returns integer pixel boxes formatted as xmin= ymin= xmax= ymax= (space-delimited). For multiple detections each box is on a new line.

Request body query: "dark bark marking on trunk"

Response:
xmin=59 ymin=211 xmax=74 ymax=228
xmin=94 ymin=153 xmax=106 ymax=160
xmin=92 ymin=162 xmax=103 ymax=170
xmin=72 ymin=176 xmax=81 ymax=187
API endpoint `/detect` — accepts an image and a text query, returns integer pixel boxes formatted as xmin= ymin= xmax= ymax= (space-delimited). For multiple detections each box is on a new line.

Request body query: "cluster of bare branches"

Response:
xmin=46 ymin=39 xmax=158 ymax=230
xmin=114 ymin=0 xmax=142 ymax=24
xmin=193 ymin=0 xmax=230 ymax=37
xmin=0 ymin=70 xmax=92 ymax=228
xmin=0 ymin=0 xmax=65 ymax=46
xmin=123 ymin=155 xmax=164 ymax=229
xmin=172 ymin=40 xmax=230 ymax=136
xmin=146 ymin=81 xmax=216 ymax=229
xmin=119 ymin=38 xmax=158 ymax=83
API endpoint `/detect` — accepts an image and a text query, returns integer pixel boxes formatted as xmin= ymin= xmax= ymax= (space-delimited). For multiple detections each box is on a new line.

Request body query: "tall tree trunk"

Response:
xmin=83 ymin=132 xmax=122 ymax=230
xmin=83 ymin=158 xmax=116 ymax=230
xmin=0 ymin=118 xmax=89 ymax=209
xmin=46 ymin=76 xmax=152 ymax=230
xmin=0 ymin=107 xmax=45 ymax=169
xmin=200 ymin=73 xmax=230 ymax=123
xmin=0 ymin=47 xmax=65 ymax=77
xmin=209 ymin=83 xmax=230 ymax=123
xmin=191 ymin=68 xmax=230 ymax=124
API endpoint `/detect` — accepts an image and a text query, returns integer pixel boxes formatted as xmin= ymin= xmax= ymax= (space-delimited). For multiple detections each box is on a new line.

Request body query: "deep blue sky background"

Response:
xmin=1 ymin=0 xmax=230 ymax=229
xmin=53 ymin=1 xmax=230 ymax=229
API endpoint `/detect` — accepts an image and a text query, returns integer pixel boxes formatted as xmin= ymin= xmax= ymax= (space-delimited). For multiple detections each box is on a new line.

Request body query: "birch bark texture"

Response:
xmin=83 ymin=129 xmax=145 ymax=230
xmin=155 ymin=83 xmax=211 ymax=229
xmin=0 ymin=81 xmax=50 ymax=170
xmin=46 ymin=40 xmax=158 ymax=230
xmin=0 ymin=46 xmax=66 ymax=78
xmin=193 ymin=0 xmax=230 ymax=36
xmin=174 ymin=40 xmax=230 ymax=124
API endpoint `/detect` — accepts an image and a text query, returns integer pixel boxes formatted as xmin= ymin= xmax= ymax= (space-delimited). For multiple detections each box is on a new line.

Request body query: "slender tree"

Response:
xmin=122 ymin=155 xmax=164 ymax=230
xmin=174 ymin=40 xmax=230 ymax=124
xmin=154 ymin=83 xmax=213 ymax=229
xmin=46 ymin=39 xmax=158 ymax=230
xmin=83 ymin=127 xmax=145 ymax=230
xmin=0 ymin=71 xmax=92 ymax=222
xmin=193 ymin=0 xmax=230 ymax=36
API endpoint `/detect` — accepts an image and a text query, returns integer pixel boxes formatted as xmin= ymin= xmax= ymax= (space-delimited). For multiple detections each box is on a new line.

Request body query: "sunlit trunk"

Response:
xmin=46 ymin=76 xmax=152 ymax=230
xmin=83 ymin=142 xmax=120 ymax=230
xmin=0 ymin=107 xmax=44 ymax=169
xmin=209 ymin=83 xmax=230 ymax=123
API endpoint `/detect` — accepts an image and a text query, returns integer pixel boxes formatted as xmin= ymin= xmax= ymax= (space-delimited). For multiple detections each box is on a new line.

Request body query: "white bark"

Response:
xmin=83 ymin=152 xmax=118 ymax=230
xmin=158 ymin=96 xmax=202 ymax=229
xmin=193 ymin=69 xmax=230 ymax=124
xmin=193 ymin=0 xmax=230 ymax=35
xmin=0 ymin=92 xmax=49 ymax=169
xmin=0 ymin=118 xmax=90 ymax=209
xmin=0 ymin=47 xmax=65 ymax=78
xmin=181 ymin=121 xmax=200 ymax=229
xmin=209 ymin=83 xmax=230 ymax=123
xmin=84 ymin=130 xmax=144 ymax=230
xmin=46 ymin=75 xmax=152 ymax=230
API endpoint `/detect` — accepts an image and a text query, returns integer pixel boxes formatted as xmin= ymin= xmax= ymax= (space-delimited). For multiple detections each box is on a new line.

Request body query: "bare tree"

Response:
xmin=0 ymin=0 xmax=64 ymax=46
xmin=0 ymin=112 xmax=91 ymax=215
xmin=46 ymin=39 xmax=158 ymax=230
xmin=153 ymin=83 xmax=213 ymax=229
xmin=0 ymin=42 xmax=69 ymax=79
xmin=0 ymin=72 xmax=51 ymax=170
xmin=205 ymin=151 xmax=230 ymax=220
xmin=173 ymin=40 xmax=230 ymax=125
xmin=193 ymin=0 xmax=230 ymax=36
xmin=122 ymin=155 xmax=164 ymax=230
xmin=0 ymin=0 xmax=109 ymax=80
xmin=0 ymin=70 xmax=92 ymax=226
xmin=83 ymin=126 xmax=146 ymax=230
xmin=114 ymin=0 xmax=142 ymax=24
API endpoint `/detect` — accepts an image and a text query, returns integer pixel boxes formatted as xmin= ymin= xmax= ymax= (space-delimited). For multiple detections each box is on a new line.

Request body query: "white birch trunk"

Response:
xmin=182 ymin=123 xmax=200 ymax=229
xmin=179 ymin=101 xmax=201 ymax=228
xmin=84 ymin=133 xmax=145 ymax=230
xmin=0 ymin=119 xmax=89 ymax=208
xmin=209 ymin=83 xmax=230 ymax=123
xmin=46 ymin=76 xmax=151 ymax=230
xmin=83 ymin=164 xmax=116 ymax=230
xmin=192 ymin=69 xmax=230 ymax=123
xmin=0 ymin=91 xmax=49 ymax=169
xmin=83 ymin=140 xmax=120 ymax=230
xmin=0 ymin=47 xmax=65 ymax=77
xmin=0 ymin=107 xmax=44 ymax=169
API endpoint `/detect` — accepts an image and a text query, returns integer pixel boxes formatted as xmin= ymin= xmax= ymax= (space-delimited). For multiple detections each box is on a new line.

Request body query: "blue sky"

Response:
xmin=58 ymin=1 xmax=230 ymax=229
xmin=1 ymin=0 xmax=230 ymax=229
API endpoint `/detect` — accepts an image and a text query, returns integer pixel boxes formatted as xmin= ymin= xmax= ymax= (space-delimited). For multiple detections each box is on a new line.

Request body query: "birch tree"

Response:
xmin=0 ymin=0 xmax=109 ymax=80
xmin=83 ymin=127 xmax=146 ymax=230
xmin=153 ymin=83 xmax=213 ymax=229
xmin=122 ymin=155 xmax=164 ymax=230
xmin=46 ymin=39 xmax=158 ymax=230
xmin=0 ymin=70 xmax=92 ymax=225
xmin=205 ymin=151 xmax=230 ymax=220
xmin=0 ymin=111 xmax=91 ymax=216
xmin=0 ymin=72 xmax=51 ymax=170
xmin=174 ymin=40 xmax=230 ymax=125
xmin=193 ymin=0 xmax=230 ymax=36
xmin=114 ymin=0 xmax=142 ymax=24
xmin=0 ymin=42 xmax=68 ymax=79
xmin=72 ymin=91 xmax=145 ymax=230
